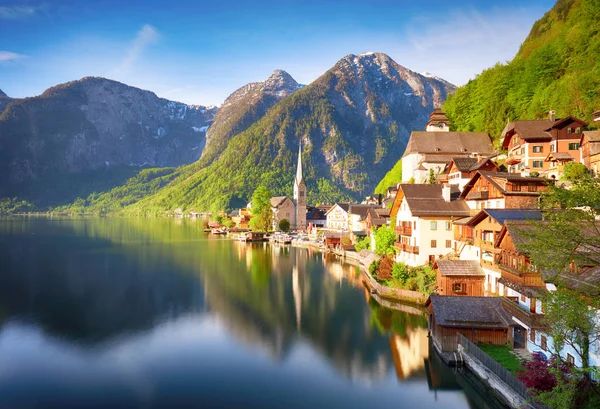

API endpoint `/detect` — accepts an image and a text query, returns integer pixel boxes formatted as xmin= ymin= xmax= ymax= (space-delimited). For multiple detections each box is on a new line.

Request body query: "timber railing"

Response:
xmin=457 ymin=334 xmax=533 ymax=402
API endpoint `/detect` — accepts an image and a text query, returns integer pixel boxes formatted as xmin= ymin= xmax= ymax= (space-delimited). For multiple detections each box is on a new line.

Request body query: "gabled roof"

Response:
xmin=403 ymin=132 xmax=493 ymax=158
xmin=427 ymin=295 xmax=514 ymax=329
xmin=399 ymin=184 xmax=470 ymax=217
xmin=545 ymin=152 xmax=575 ymax=162
xmin=460 ymin=171 xmax=547 ymax=199
xmin=270 ymin=196 xmax=292 ymax=207
xmin=348 ymin=204 xmax=374 ymax=219
xmin=501 ymin=120 xmax=555 ymax=149
xmin=435 ymin=260 xmax=484 ymax=276
xmin=451 ymin=157 xmax=479 ymax=171
xmin=366 ymin=207 xmax=390 ymax=226
xmin=545 ymin=116 xmax=588 ymax=131
xmin=558 ymin=266 xmax=600 ymax=297
xmin=581 ymin=131 xmax=600 ymax=156
xmin=494 ymin=220 xmax=539 ymax=253
xmin=325 ymin=203 xmax=350 ymax=216
xmin=466 ymin=209 xmax=543 ymax=227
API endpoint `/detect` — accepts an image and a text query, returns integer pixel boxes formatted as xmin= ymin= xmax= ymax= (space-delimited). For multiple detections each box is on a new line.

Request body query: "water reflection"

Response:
xmin=0 ymin=218 xmax=501 ymax=408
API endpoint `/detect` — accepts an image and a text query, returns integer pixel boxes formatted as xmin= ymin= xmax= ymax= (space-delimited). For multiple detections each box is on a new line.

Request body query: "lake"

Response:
xmin=0 ymin=218 xmax=505 ymax=409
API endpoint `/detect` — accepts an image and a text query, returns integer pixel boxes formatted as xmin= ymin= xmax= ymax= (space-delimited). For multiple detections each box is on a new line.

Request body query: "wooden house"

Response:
xmin=501 ymin=113 xmax=587 ymax=175
xmin=580 ymin=130 xmax=600 ymax=176
xmin=365 ymin=207 xmax=390 ymax=233
xmin=434 ymin=260 xmax=485 ymax=296
xmin=460 ymin=171 xmax=547 ymax=211
xmin=427 ymin=295 xmax=514 ymax=352
xmin=544 ymin=152 xmax=575 ymax=180
xmin=444 ymin=157 xmax=498 ymax=191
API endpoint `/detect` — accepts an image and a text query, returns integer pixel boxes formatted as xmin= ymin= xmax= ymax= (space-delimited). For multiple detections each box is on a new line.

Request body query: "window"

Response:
xmin=568 ymin=142 xmax=580 ymax=150
xmin=520 ymin=148 xmax=525 ymax=155
xmin=430 ymin=221 xmax=437 ymax=230
xmin=533 ymin=160 xmax=543 ymax=168
xmin=299 ymin=191 xmax=304 ymax=197
xmin=566 ymin=353 xmax=575 ymax=365
xmin=533 ymin=145 xmax=543 ymax=153
xmin=568 ymin=127 xmax=573 ymax=134
xmin=446 ymin=240 xmax=451 ymax=248
xmin=431 ymin=240 xmax=437 ymax=248
xmin=452 ymin=283 xmax=466 ymax=293
xmin=413 ymin=221 xmax=416 ymax=229
xmin=528 ymin=183 xmax=537 ymax=192
xmin=550 ymin=144 xmax=555 ymax=152
xmin=445 ymin=221 xmax=451 ymax=230
xmin=541 ymin=335 xmax=548 ymax=351
xmin=530 ymin=328 xmax=536 ymax=342
xmin=520 ymin=293 xmax=526 ymax=303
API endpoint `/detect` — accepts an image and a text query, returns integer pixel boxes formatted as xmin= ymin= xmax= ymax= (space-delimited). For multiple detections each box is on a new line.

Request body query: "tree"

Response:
xmin=278 ymin=218 xmax=290 ymax=232
xmin=249 ymin=186 xmax=273 ymax=231
xmin=562 ymin=162 xmax=590 ymax=181
xmin=355 ymin=235 xmax=370 ymax=251
xmin=427 ymin=168 xmax=436 ymax=184
xmin=373 ymin=225 xmax=396 ymax=256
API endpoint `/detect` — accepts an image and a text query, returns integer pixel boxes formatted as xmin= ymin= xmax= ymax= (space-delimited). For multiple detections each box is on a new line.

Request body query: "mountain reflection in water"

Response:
xmin=0 ymin=218 xmax=500 ymax=409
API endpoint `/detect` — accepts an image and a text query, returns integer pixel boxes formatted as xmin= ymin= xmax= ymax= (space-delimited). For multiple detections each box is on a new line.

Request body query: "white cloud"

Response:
xmin=0 ymin=5 xmax=40 ymax=19
xmin=396 ymin=6 xmax=547 ymax=86
xmin=109 ymin=24 xmax=159 ymax=77
xmin=0 ymin=51 xmax=26 ymax=62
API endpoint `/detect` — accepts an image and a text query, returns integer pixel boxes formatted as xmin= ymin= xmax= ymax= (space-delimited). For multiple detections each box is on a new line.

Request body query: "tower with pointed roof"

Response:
xmin=425 ymin=108 xmax=451 ymax=132
xmin=293 ymin=143 xmax=307 ymax=230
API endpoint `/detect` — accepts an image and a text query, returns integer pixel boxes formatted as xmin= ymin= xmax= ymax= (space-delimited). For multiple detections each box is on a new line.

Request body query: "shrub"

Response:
xmin=278 ymin=218 xmax=290 ymax=232
xmin=376 ymin=256 xmax=394 ymax=281
xmin=517 ymin=360 xmax=557 ymax=392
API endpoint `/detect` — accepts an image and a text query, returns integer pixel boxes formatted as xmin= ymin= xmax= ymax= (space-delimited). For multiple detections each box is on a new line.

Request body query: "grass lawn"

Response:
xmin=478 ymin=344 xmax=524 ymax=375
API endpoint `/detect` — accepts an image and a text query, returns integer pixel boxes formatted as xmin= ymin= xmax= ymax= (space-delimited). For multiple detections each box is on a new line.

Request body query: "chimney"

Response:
xmin=442 ymin=184 xmax=451 ymax=202
xmin=549 ymin=110 xmax=556 ymax=122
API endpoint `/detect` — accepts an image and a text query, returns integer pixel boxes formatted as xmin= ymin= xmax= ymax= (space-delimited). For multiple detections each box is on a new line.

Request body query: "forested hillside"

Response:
xmin=444 ymin=0 xmax=600 ymax=141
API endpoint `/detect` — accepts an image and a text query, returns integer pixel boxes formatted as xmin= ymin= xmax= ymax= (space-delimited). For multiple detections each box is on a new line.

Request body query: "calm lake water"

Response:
xmin=0 ymin=218 xmax=505 ymax=409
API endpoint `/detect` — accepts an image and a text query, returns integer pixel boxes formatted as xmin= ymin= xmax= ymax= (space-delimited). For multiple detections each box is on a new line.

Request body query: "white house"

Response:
xmin=325 ymin=203 xmax=350 ymax=231
xmin=390 ymin=184 xmax=470 ymax=267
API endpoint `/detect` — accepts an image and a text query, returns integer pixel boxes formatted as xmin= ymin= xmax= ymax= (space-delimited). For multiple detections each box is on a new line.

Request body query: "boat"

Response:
xmin=211 ymin=228 xmax=227 ymax=235
xmin=278 ymin=234 xmax=293 ymax=244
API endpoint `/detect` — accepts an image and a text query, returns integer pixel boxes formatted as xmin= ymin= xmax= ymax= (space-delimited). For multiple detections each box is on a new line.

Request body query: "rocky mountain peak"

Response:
xmin=263 ymin=69 xmax=302 ymax=94
xmin=0 ymin=89 xmax=7 ymax=98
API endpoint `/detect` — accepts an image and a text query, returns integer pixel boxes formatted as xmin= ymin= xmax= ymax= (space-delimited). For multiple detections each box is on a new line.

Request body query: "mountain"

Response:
xmin=444 ymin=0 xmax=600 ymax=140
xmin=201 ymin=69 xmax=303 ymax=166
xmin=0 ymin=77 xmax=217 ymax=188
xmin=127 ymin=52 xmax=455 ymax=213
xmin=0 ymin=89 xmax=12 ymax=114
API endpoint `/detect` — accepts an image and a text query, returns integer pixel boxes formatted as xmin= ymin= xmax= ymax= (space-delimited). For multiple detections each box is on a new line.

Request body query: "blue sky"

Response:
xmin=0 ymin=0 xmax=556 ymax=106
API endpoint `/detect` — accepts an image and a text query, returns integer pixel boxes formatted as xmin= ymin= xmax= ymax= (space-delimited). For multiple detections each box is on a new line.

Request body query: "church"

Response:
xmin=270 ymin=144 xmax=307 ymax=231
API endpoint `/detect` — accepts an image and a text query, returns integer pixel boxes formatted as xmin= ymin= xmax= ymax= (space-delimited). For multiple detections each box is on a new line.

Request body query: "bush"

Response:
xmin=517 ymin=360 xmax=557 ymax=392
xmin=278 ymin=218 xmax=290 ymax=232
xmin=376 ymin=256 xmax=394 ymax=281
xmin=355 ymin=235 xmax=370 ymax=251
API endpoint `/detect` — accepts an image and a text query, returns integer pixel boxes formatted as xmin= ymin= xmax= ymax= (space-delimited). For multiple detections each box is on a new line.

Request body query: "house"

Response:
xmin=231 ymin=208 xmax=252 ymax=229
xmin=365 ymin=207 xmax=390 ymax=232
xmin=459 ymin=171 xmax=547 ymax=211
xmin=390 ymin=184 xmax=470 ymax=267
xmin=347 ymin=204 xmax=374 ymax=232
xmin=501 ymin=112 xmax=588 ymax=175
xmin=402 ymin=109 xmax=494 ymax=183
xmin=580 ymin=130 xmax=600 ymax=176
xmin=427 ymin=295 xmax=514 ymax=353
xmin=454 ymin=209 xmax=542 ymax=295
xmin=494 ymin=221 xmax=547 ymax=348
xmin=434 ymin=260 xmax=485 ymax=296
xmin=544 ymin=152 xmax=575 ymax=180
xmin=271 ymin=196 xmax=296 ymax=230
xmin=325 ymin=203 xmax=350 ymax=231
xmin=444 ymin=157 xmax=498 ymax=191
xmin=306 ymin=206 xmax=327 ymax=229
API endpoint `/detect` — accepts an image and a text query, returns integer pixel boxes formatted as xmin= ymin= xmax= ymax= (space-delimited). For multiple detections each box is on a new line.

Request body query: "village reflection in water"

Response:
xmin=0 ymin=218 xmax=505 ymax=408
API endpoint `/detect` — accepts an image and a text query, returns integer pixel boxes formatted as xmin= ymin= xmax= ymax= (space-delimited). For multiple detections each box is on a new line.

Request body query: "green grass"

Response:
xmin=478 ymin=344 xmax=524 ymax=375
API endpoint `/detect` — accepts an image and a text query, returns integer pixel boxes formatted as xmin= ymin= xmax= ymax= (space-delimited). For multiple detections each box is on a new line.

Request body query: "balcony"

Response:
xmin=405 ymin=245 xmax=419 ymax=255
xmin=506 ymin=154 xmax=522 ymax=165
xmin=394 ymin=242 xmax=405 ymax=251
xmin=453 ymin=234 xmax=474 ymax=245
xmin=394 ymin=226 xmax=412 ymax=236
xmin=467 ymin=190 xmax=489 ymax=200
xmin=501 ymin=297 xmax=545 ymax=329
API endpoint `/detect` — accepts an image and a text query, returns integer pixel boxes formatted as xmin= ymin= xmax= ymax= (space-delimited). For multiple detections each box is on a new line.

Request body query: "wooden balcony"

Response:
xmin=501 ymin=297 xmax=546 ymax=329
xmin=506 ymin=154 xmax=522 ymax=165
xmin=498 ymin=263 xmax=545 ymax=287
xmin=394 ymin=226 xmax=412 ymax=236
xmin=395 ymin=242 xmax=419 ymax=254
xmin=394 ymin=242 xmax=405 ymax=251
xmin=467 ymin=191 xmax=489 ymax=200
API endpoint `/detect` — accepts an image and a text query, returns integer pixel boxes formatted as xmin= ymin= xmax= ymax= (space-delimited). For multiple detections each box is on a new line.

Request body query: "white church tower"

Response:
xmin=293 ymin=143 xmax=307 ymax=230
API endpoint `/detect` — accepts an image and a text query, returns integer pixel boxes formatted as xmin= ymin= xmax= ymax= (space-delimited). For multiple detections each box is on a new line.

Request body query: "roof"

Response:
xmin=451 ymin=157 xmax=478 ymax=171
xmin=545 ymin=116 xmax=588 ymax=130
xmin=270 ymin=196 xmax=292 ymax=207
xmin=498 ymin=277 xmax=548 ymax=298
xmin=558 ymin=266 xmax=600 ymax=296
xmin=348 ymin=204 xmax=374 ymax=219
xmin=436 ymin=260 xmax=484 ymax=276
xmin=460 ymin=171 xmax=547 ymax=199
xmin=545 ymin=152 xmax=575 ymax=161
xmin=306 ymin=207 xmax=327 ymax=221
xmin=452 ymin=216 xmax=473 ymax=225
xmin=467 ymin=209 xmax=543 ymax=227
xmin=367 ymin=207 xmax=389 ymax=226
xmin=582 ymin=131 xmax=600 ymax=156
xmin=400 ymin=184 xmax=470 ymax=217
xmin=403 ymin=132 xmax=493 ymax=158
xmin=324 ymin=203 xmax=350 ymax=216
xmin=427 ymin=296 xmax=514 ymax=329
xmin=501 ymin=120 xmax=555 ymax=149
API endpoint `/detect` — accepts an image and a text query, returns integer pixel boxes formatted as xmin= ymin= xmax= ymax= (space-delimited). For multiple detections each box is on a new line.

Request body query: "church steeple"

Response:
xmin=293 ymin=142 xmax=307 ymax=230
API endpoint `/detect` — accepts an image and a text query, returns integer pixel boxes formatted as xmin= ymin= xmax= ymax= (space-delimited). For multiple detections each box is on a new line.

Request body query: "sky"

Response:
xmin=0 ymin=0 xmax=556 ymax=106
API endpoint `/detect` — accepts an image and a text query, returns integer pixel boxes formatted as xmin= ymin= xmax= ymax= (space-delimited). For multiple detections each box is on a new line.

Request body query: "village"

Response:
xmin=198 ymin=107 xmax=600 ymax=407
